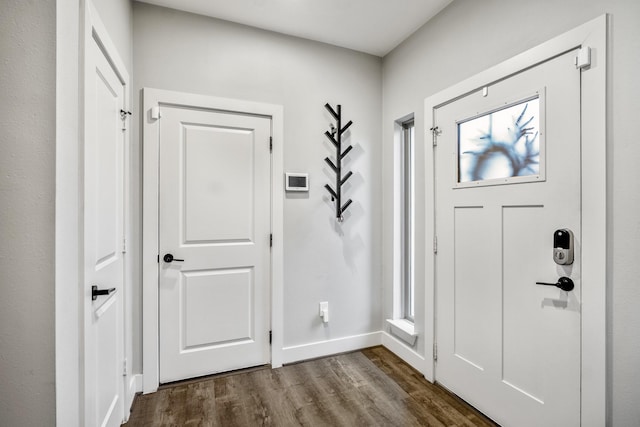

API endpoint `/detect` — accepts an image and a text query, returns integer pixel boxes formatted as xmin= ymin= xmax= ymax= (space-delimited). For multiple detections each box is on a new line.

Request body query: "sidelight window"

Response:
xmin=400 ymin=119 xmax=415 ymax=321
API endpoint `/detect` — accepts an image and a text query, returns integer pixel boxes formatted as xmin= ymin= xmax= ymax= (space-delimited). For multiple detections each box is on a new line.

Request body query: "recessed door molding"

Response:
xmin=142 ymin=88 xmax=284 ymax=393
xmin=424 ymin=15 xmax=607 ymax=426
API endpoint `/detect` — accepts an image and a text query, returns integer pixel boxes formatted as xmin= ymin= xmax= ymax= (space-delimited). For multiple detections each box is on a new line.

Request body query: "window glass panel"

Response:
xmin=402 ymin=120 xmax=414 ymax=322
xmin=458 ymin=97 xmax=540 ymax=184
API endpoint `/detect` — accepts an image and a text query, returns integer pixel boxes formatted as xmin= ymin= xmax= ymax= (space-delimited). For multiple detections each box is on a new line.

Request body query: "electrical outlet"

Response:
xmin=319 ymin=301 xmax=329 ymax=323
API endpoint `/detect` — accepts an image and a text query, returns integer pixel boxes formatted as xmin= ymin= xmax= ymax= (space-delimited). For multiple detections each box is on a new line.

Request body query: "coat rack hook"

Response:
xmin=323 ymin=102 xmax=355 ymax=222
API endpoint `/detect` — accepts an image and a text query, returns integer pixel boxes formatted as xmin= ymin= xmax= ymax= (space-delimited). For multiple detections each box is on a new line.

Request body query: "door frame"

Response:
xmin=424 ymin=15 xmax=607 ymax=426
xmin=142 ymin=88 xmax=284 ymax=393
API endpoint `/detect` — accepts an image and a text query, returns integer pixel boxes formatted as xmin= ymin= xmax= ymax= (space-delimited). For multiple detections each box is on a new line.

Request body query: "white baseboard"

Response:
xmin=131 ymin=373 xmax=143 ymax=393
xmin=123 ymin=374 xmax=142 ymax=422
xmin=282 ymin=332 xmax=382 ymax=364
xmin=381 ymin=331 xmax=428 ymax=377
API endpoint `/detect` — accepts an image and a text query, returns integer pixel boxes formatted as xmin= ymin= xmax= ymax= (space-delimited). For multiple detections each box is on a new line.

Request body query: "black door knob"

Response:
xmin=535 ymin=276 xmax=574 ymax=292
xmin=163 ymin=253 xmax=184 ymax=263
xmin=92 ymin=285 xmax=116 ymax=301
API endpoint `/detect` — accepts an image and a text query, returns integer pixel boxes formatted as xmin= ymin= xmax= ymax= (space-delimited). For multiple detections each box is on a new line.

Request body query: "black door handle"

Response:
xmin=535 ymin=277 xmax=574 ymax=292
xmin=163 ymin=253 xmax=184 ymax=263
xmin=92 ymin=285 xmax=116 ymax=300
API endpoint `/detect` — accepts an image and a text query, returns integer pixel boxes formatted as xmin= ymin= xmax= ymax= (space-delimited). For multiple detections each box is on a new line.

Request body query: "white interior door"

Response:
xmin=84 ymin=36 xmax=125 ymax=427
xmin=434 ymin=49 xmax=581 ymax=426
xmin=158 ymin=105 xmax=272 ymax=383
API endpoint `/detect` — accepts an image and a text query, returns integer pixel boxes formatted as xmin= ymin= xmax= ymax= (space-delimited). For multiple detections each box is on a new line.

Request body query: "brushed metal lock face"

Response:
xmin=553 ymin=229 xmax=574 ymax=265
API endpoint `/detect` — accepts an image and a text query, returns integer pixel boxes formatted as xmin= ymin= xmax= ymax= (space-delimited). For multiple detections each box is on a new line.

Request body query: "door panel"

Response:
xmin=84 ymin=37 xmax=125 ymax=427
xmin=184 ymin=125 xmax=255 ymax=242
xmin=159 ymin=106 xmax=271 ymax=383
xmin=435 ymin=50 xmax=581 ymax=426
xmin=453 ymin=206 xmax=495 ymax=371
xmin=182 ymin=268 xmax=253 ymax=347
xmin=502 ymin=205 xmax=548 ymax=402
xmin=94 ymin=71 xmax=119 ymax=264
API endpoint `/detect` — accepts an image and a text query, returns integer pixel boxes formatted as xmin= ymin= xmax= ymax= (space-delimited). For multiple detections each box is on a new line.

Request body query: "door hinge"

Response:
xmin=157 ymin=254 xmax=160 ymax=263
xmin=433 ymin=343 xmax=438 ymax=362
xmin=270 ymin=234 xmax=273 ymax=248
xmin=122 ymin=359 xmax=127 ymax=376
xmin=269 ymin=136 xmax=273 ymax=152
xmin=122 ymin=237 xmax=127 ymax=254
xmin=430 ymin=126 xmax=441 ymax=146
xmin=433 ymin=235 xmax=438 ymax=254
xmin=269 ymin=330 xmax=272 ymax=344
xmin=575 ymin=46 xmax=591 ymax=70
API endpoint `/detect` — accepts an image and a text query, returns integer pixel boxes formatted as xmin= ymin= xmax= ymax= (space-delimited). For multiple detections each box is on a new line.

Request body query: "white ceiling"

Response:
xmin=135 ymin=0 xmax=453 ymax=57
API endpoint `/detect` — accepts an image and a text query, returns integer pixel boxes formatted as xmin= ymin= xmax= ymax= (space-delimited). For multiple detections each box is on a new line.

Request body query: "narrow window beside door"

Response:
xmin=401 ymin=119 xmax=415 ymax=322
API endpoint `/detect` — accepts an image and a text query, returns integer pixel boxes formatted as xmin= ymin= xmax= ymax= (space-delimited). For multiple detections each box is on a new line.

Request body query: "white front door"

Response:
xmin=158 ymin=105 xmax=272 ymax=383
xmin=84 ymin=36 xmax=125 ymax=427
xmin=434 ymin=49 xmax=581 ymax=426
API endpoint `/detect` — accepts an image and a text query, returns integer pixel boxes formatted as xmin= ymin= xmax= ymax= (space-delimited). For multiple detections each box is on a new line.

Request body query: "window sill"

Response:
xmin=386 ymin=318 xmax=417 ymax=346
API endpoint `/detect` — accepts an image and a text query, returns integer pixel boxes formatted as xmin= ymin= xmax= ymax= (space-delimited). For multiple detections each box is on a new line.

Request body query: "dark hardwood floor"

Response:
xmin=124 ymin=346 xmax=497 ymax=426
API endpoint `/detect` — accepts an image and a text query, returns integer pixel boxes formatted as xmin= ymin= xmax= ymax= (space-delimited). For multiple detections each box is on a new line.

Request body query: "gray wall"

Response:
xmin=381 ymin=0 xmax=640 ymax=424
xmin=0 ymin=0 xmax=56 ymax=426
xmin=132 ymin=2 xmax=383 ymax=367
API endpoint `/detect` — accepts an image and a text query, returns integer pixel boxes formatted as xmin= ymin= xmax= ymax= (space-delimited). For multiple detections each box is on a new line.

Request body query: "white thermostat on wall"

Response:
xmin=285 ymin=173 xmax=309 ymax=191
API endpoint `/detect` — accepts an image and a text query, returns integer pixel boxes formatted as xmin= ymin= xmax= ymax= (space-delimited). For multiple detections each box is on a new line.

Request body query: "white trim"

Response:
xmin=123 ymin=374 xmax=142 ymax=423
xmin=142 ymin=88 xmax=284 ymax=393
xmin=122 ymin=87 xmax=135 ymax=427
xmin=381 ymin=332 xmax=426 ymax=374
xmin=424 ymin=15 xmax=607 ymax=425
xmin=386 ymin=318 xmax=417 ymax=346
xmin=391 ymin=119 xmax=405 ymax=318
xmin=578 ymin=16 xmax=608 ymax=427
xmin=55 ymin=0 xmax=81 ymax=425
xmin=282 ymin=332 xmax=382 ymax=364
xmin=130 ymin=373 xmax=143 ymax=394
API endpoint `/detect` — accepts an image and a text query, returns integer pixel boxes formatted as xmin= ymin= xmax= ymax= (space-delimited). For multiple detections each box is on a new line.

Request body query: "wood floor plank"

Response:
xmin=124 ymin=347 xmax=498 ymax=427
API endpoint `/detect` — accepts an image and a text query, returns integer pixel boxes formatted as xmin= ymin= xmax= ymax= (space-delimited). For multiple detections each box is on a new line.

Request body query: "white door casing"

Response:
xmin=424 ymin=15 xmax=606 ymax=426
xmin=158 ymin=106 xmax=272 ymax=383
xmin=143 ymin=89 xmax=285 ymax=392
xmin=83 ymin=27 xmax=127 ymax=427
xmin=434 ymin=50 xmax=580 ymax=426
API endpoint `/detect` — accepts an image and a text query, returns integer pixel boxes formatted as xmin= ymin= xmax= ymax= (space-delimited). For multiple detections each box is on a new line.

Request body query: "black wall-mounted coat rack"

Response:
xmin=323 ymin=103 xmax=353 ymax=222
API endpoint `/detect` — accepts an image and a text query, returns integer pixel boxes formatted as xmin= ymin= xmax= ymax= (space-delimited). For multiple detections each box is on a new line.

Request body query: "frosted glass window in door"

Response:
xmin=458 ymin=97 xmax=541 ymax=184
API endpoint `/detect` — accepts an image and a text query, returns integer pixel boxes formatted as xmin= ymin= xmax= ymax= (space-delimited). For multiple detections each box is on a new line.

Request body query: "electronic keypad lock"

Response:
xmin=553 ymin=229 xmax=574 ymax=265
